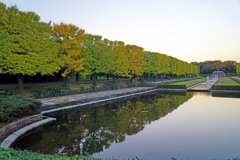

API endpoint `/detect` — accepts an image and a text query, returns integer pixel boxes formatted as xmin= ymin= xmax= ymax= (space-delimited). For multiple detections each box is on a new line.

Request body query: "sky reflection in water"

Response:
xmin=13 ymin=92 xmax=240 ymax=160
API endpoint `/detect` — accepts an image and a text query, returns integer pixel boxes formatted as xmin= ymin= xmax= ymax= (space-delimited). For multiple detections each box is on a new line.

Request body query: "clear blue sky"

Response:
xmin=1 ymin=0 xmax=240 ymax=63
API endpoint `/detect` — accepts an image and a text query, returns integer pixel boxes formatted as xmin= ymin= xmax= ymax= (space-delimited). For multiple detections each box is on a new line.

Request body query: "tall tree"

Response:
xmin=237 ymin=64 xmax=240 ymax=75
xmin=211 ymin=61 xmax=226 ymax=71
xmin=169 ymin=57 xmax=178 ymax=77
xmin=223 ymin=60 xmax=237 ymax=73
xmin=126 ymin=45 xmax=145 ymax=82
xmin=143 ymin=52 xmax=158 ymax=78
xmin=113 ymin=41 xmax=129 ymax=82
xmin=156 ymin=53 xmax=170 ymax=77
xmin=53 ymin=23 xmax=87 ymax=83
xmin=83 ymin=35 xmax=113 ymax=85
xmin=0 ymin=3 xmax=62 ymax=90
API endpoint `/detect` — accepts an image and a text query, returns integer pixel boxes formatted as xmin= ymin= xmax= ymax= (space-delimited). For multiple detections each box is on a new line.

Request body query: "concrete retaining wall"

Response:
xmin=0 ymin=114 xmax=43 ymax=142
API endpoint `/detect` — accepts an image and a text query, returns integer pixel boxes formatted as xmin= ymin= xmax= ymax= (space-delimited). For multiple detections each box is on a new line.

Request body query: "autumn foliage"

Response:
xmin=0 ymin=2 xmax=200 ymax=89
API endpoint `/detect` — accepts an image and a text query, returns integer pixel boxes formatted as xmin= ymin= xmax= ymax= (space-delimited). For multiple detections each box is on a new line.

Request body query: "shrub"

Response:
xmin=158 ymin=85 xmax=186 ymax=89
xmin=92 ymin=83 xmax=97 ymax=89
xmin=230 ymin=77 xmax=240 ymax=84
xmin=45 ymin=88 xmax=61 ymax=97
xmin=128 ymin=82 xmax=136 ymax=88
xmin=34 ymin=88 xmax=61 ymax=98
xmin=0 ymin=147 xmax=105 ymax=160
xmin=103 ymin=83 xmax=119 ymax=90
xmin=212 ymin=85 xmax=240 ymax=90
xmin=0 ymin=95 xmax=42 ymax=123
xmin=34 ymin=89 xmax=44 ymax=98
xmin=80 ymin=86 xmax=86 ymax=92
xmin=0 ymin=90 xmax=16 ymax=96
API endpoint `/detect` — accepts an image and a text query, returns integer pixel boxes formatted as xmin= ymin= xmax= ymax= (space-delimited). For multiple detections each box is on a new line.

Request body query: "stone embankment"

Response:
xmin=0 ymin=115 xmax=43 ymax=142
xmin=40 ymin=87 xmax=155 ymax=110
xmin=1 ymin=87 xmax=158 ymax=148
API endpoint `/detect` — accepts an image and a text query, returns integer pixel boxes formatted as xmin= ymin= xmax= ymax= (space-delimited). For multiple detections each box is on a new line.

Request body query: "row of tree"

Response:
xmin=192 ymin=60 xmax=239 ymax=74
xmin=237 ymin=64 xmax=240 ymax=75
xmin=0 ymin=3 xmax=199 ymax=90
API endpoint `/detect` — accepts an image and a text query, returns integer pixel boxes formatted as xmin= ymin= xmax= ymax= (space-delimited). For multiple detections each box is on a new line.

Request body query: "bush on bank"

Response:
xmin=0 ymin=147 xmax=105 ymax=160
xmin=0 ymin=91 xmax=42 ymax=124
xmin=230 ymin=77 xmax=240 ymax=85
xmin=211 ymin=85 xmax=240 ymax=90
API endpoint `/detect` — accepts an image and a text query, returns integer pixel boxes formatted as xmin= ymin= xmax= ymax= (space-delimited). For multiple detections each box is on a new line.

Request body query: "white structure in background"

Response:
xmin=207 ymin=75 xmax=210 ymax=88
xmin=211 ymin=71 xmax=226 ymax=78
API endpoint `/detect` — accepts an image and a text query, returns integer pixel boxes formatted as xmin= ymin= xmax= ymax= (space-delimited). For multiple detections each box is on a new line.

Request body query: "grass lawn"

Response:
xmin=214 ymin=77 xmax=240 ymax=86
xmin=170 ymin=77 xmax=206 ymax=88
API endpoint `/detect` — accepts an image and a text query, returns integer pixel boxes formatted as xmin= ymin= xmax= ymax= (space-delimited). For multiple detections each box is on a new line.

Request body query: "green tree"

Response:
xmin=237 ymin=63 xmax=240 ymax=75
xmin=113 ymin=41 xmax=129 ymax=81
xmin=126 ymin=45 xmax=145 ymax=82
xmin=223 ymin=60 xmax=237 ymax=73
xmin=143 ymin=52 xmax=158 ymax=78
xmin=82 ymin=35 xmax=115 ymax=85
xmin=0 ymin=3 xmax=62 ymax=90
xmin=169 ymin=57 xmax=178 ymax=77
xmin=156 ymin=53 xmax=170 ymax=78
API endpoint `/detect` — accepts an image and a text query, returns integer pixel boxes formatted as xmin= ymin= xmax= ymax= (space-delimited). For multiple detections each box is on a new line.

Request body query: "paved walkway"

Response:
xmin=40 ymin=87 xmax=155 ymax=110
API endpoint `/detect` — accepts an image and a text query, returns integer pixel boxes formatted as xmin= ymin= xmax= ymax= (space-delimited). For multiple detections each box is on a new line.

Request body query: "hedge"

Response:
xmin=230 ymin=77 xmax=240 ymax=84
xmin=0 ymin=91 xmax=42 ymax=123
xmin=211 ymin=85 xmax=240 ymax=90
xmin=158 ymin=85 xmax=186 ymax=89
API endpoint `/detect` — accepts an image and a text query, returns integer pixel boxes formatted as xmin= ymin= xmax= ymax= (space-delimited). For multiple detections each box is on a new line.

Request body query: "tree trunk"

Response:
xmin=129 ymin=77 xmax=133 ymax=82
xmin=63 ymin=76 xmax=68 ymax=88
xmin=46 ymin=75 xmax=49 ymax=82
xmin=76 ymin=72 xmax=80 ymax=84
xmin=107 ymin=74 xmax=109 ymax=80
xmin=113 ymin=75 xmax=116 ymax=83
xmin=18 ymin=74 xmax=24 ymax=90
xmin=93 ymin=73 xmax=97 ymax=85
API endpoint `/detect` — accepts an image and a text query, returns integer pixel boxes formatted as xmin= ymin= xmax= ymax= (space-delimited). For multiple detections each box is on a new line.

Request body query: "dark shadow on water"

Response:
xmin=12 ymin=92 xmax=194 ymax=156
xmin=212 ymin=92 xmax=240 ymax=98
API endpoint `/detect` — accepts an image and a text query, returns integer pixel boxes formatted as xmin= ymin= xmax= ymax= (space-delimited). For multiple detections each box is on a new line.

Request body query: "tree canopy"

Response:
xmin=0 ymin=2 xmax=201 ymax=89
xmin=192 ymin=60 xmax=238 ymax=74
xmin=0 ymin=3 xmax=62 ymax=89
xmin=237 ymin=64 xmax=240 ymax=75
xmin=53 ymin=23 xmax=87 ymax=77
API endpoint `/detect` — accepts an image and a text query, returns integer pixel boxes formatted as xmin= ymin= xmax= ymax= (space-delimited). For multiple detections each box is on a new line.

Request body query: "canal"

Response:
xmin=13 ymin=91 xmax=240 ymax=160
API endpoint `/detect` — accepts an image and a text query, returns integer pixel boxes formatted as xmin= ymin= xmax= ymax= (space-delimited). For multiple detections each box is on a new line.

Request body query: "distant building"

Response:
xmin=211 ymin=71 xmax=226 ymax=78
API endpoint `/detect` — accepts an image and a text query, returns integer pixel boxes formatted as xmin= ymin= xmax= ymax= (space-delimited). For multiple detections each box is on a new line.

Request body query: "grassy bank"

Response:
xmin=0 ymin=147 xmax=105 ymax=160
xmin=212 ymin=77 xmax=240 ymax=90
xmin=169 ymin=77 xmax=206 ymax=88
xmin=214 ymin=77 xmax=240 ymax=86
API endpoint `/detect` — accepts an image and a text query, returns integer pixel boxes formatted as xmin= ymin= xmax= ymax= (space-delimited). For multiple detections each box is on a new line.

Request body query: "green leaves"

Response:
xmin=0 ymin=4 xmax=62 ymax=77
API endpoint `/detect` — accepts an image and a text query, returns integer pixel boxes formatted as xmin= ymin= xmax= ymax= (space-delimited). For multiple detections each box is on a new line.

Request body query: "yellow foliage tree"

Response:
xmin=113 ymin=41 xmax=130 ymax=80
xmin=126 ymin=45 xmax=145 ymax=82
xmin=53 ymin=23 xmax=87 ymax=80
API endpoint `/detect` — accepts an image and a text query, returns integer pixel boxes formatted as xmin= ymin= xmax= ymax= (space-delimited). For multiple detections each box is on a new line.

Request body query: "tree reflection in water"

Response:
xmin=13 ymin=92 xmax=193 ymax=156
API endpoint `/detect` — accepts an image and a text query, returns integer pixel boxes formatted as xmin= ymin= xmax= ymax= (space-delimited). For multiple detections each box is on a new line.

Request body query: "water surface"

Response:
xmin=13 ymin=92 xmax=240 ymax=160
